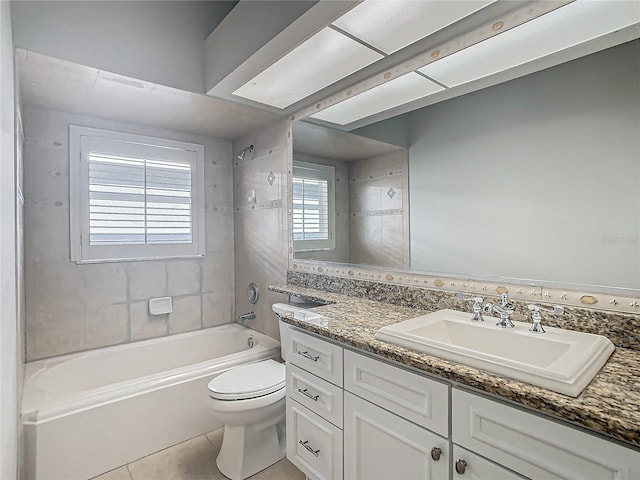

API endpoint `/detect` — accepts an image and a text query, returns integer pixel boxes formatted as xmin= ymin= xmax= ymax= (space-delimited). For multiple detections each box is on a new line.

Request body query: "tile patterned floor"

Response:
xmin=92 ymin=428 xmax=305 ymax=480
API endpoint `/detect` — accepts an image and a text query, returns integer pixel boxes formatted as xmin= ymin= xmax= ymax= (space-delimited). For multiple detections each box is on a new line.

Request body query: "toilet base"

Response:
xmin=216 ymin=417 xmax=286 ymax=480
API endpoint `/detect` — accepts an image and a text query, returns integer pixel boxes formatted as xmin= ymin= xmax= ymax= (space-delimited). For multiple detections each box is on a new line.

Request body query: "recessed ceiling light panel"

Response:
xmin=418 ymin=0 xmax=640 ymax=87
xmin=233 ymin=27 xmax=383 ymax=109
xmin=333 ymin=0 xmax=496 ymax=54
xmin=310 ymin=72 xmax=444 ymax=125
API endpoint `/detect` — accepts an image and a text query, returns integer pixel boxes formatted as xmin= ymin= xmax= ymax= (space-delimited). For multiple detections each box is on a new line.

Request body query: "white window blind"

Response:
xmin=88 ymin=154 xmax=193 ymax=246
xmin=70 ymin=126 xmax=205 ymax=263
xmin=293 ymin=161 xmax=335 ymax=251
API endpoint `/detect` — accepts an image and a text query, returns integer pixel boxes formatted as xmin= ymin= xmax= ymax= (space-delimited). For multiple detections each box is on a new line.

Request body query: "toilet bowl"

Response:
xmin=207 ymin=303 xmax=306 ymax=480
xmin=207 ymin=359 xmax=286 ymax=480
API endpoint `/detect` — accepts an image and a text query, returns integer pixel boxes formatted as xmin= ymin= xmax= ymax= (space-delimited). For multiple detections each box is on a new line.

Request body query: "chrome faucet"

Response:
xmin=527 ymin=304 xmax=564 ymax=334
xmin=456 ymin=293 xmax=485 ymax=322
xmin=483 ymin=293 xmax=516 ymax=328
xmin=238 ymin=312 xmax=256 ymax=323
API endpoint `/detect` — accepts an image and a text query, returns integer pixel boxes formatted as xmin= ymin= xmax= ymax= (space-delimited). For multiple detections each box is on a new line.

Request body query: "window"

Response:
xmin=293 ymin=161 xmax=335 ymax=252
xmin=70 ymin=126 xmax=205 ymax=263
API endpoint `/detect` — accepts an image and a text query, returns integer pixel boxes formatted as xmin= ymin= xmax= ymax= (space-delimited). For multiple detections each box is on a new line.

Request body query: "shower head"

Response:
xmin=236 ymin=144 xmax=254 ymax=161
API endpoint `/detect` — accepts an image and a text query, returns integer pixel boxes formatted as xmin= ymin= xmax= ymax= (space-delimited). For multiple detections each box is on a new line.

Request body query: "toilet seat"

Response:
xmin=208 ymin=360 xmax=285 ymax=400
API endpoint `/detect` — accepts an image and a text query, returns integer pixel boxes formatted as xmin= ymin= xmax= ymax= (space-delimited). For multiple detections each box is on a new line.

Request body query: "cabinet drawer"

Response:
xmin=286 ymin=329 xmax=343 ymax=386
xmin=452 ymin=388 xmax=640 ymax=480
xmin=287 ymin=363 xmax=343 ymax=428
xmin=453 ymin=445 xmax=524 ymax=480
xmin=344 ymin=392 xmax=449 ymax=480
xmin=286 ymin=399 xmax=343 ymax=480
xmin=344 ymin=349 xmax=449 ymax=437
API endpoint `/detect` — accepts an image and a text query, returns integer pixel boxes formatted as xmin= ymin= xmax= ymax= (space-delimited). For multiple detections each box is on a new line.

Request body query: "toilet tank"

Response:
xmin=272 ymin=302 xmax=323 ymax=362
xmin=272 ymin=303 xmax=299 ymax=362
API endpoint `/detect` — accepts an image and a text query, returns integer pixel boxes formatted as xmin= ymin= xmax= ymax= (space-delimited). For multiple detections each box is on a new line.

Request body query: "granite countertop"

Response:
xmin=269 ymin=284 xmax=640 ymax=449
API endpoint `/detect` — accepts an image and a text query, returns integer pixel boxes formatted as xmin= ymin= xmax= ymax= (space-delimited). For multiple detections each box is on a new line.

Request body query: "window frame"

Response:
xmin=69 ymin=125 xmax=205 ymax=264
xmin=292 ymin=160 xmax=336 ymax=252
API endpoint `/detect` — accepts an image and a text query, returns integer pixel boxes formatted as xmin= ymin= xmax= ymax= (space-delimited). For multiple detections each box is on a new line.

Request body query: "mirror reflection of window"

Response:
xmin=293 ymin=161 xmax=335 ymax=252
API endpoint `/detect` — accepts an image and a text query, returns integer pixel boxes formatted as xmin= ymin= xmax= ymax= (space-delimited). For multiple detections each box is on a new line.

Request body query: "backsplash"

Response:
xmin=286 ymin=270 xmax=640 ymax=351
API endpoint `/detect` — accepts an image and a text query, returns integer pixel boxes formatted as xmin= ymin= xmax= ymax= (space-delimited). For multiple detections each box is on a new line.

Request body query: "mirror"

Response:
xmin=292 ymin=39 xmax=640 ymax=291
xmin=292 ymin=122 xmax=409 ymax=268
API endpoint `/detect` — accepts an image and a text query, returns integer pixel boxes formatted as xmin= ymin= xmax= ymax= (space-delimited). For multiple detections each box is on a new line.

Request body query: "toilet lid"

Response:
xmin=208 ymin=360 xmax=285 ymax=400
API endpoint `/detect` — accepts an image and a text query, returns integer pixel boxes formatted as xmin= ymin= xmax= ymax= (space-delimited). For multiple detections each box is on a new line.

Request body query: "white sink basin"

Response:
xmin=374 ymin=309 xmax=614 ymax=397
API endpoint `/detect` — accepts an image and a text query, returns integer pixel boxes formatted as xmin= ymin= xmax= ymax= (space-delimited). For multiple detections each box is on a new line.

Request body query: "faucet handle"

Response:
xmin=456 ymin=293 xmax=485 ymax=322
xmin=527 ymin=304 xmax=564 ymax=334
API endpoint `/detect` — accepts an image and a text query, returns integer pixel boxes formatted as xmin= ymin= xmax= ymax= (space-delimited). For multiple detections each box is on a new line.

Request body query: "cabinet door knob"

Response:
xmin=430 ymin=447 xmax=442 ymax=461
xmin=455 ymin=459 xmax=468 ymax=475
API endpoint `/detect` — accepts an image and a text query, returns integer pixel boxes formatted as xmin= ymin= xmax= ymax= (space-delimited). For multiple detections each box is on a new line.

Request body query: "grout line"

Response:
xmin=125 ymin=464 xmax=134 ymax=480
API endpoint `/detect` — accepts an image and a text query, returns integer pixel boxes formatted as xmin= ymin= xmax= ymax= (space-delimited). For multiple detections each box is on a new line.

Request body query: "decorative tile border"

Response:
xmin=286 ymin=268 xmax=640 ymax=351
xmin=234 ymin=199 xmax=282 ymax=213
xmin=289 ymin=261 xmax=640 ymax=315
xmin=350 ymin=208 xmax=403 ymax=217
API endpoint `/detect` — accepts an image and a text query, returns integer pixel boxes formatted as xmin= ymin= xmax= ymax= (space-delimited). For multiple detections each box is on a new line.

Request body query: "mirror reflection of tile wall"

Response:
xmin=349 ymin=150 xmax=409 ymax=268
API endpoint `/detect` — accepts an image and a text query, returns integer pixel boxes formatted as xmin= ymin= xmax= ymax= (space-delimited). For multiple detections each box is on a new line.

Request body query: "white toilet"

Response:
xmin=206 ymin=304 xmax=299 ymax=480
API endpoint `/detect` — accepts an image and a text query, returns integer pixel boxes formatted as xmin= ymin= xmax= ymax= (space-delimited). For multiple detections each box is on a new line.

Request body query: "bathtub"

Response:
xmin=21 ymin=324 xmax=281 ymax=480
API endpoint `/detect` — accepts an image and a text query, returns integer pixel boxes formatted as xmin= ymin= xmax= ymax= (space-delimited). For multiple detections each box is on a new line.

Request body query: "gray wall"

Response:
xmin=0 ymin=0 xmax=19 ymax=476
xmin=408 ymin=41 xmax=639 ymax=289
xmin=11 ymin=1 xmax=234 ymax=93
xmin=23 ymin=106 xmax=235 ymax=360
xmin=233 ymin=120 xmax=290 ymax=340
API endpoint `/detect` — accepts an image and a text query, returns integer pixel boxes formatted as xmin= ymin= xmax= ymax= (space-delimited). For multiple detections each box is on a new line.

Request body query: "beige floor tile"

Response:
xmin=120 ymin=428 xmax=304 ymax=480
xmin=248 ymin=459 xmax=305 ymax=480
xmin=128 ymin=435 xmax=223 ymax=480
xmin=91 ymin=466 xmax=132 ymax=480
xmin=204 ymin=428 xmax=224 ymax=453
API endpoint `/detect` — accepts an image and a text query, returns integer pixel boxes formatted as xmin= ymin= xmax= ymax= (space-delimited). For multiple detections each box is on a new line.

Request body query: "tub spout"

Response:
xmin=238 ymin=312 xmax=256 ymax=323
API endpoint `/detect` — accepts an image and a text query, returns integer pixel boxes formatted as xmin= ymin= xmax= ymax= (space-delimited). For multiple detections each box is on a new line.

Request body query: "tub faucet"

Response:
xmin=238 ymin=312 xmax=256 ymax=323
xmin=483 ymin=293 xmax=516 ymax=328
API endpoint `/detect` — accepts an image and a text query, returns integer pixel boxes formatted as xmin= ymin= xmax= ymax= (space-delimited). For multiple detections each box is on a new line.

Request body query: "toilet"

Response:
xmin=206 ymin=304 xmax=299 ymax=480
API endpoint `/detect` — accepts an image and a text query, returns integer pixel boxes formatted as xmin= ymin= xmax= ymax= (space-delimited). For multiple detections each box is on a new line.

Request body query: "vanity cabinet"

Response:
xmin=452 ymin=389 xmax=640 ymax=480
xmin=284 ymin=327 xmax=450 ymax=480
xmin=284 ymin=326 xmax=639 ymax=480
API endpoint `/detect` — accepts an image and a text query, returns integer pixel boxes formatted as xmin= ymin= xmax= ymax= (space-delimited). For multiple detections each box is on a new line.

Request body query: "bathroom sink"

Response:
xmin=374 ymin=309 xmax=614 ymax=397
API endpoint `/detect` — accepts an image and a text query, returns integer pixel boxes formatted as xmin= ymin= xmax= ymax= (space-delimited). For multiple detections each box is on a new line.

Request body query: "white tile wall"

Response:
xmin=233 ymin=120 xmax=291 ymax=340
xmin=23 ymin=105 xmax=235 ymax=360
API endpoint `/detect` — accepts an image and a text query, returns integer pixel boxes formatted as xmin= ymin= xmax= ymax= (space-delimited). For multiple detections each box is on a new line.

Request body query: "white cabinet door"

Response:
xmin=344 ymin=392 xmax=449 ymax=480
xmin=452 ymin=388 xmax=640 ymax=480
xmin=453 ymin=446 xmax=525 ymax=480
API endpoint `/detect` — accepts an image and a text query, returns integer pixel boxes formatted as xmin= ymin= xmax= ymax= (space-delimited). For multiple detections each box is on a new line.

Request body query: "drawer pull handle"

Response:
xmin=298 ymin=388 xmax=320 ymax=401
xmin=430 ymin=447 xmax=442 ymax=461
xmin=297 ymin=351 xmax=320 ymax=362
xmin=299 ymin=440 xmax=320 ymax=457
xmin=455 ymin=459 xmax=467 ymax=475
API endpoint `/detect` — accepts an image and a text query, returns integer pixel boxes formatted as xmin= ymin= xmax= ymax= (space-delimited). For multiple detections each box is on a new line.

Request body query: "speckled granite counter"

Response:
xmin=269 ymin=284 xmax=640 ymax=449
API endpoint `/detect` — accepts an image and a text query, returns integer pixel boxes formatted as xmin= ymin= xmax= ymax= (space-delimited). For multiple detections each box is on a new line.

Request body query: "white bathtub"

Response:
xmin=21 ymin=324 xmax=281 ymax=480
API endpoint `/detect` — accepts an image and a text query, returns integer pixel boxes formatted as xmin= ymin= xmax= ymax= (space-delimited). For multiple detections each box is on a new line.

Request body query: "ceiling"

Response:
xmin=16 ymin=49 xmax=279 ymax=140
xmin=15 ymin=1 xmax=640 ymax=139
xmin=205 ymin=0 xmax=640 ymax=130
xmin=293 ymin=122 xmax=402 ymax=161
